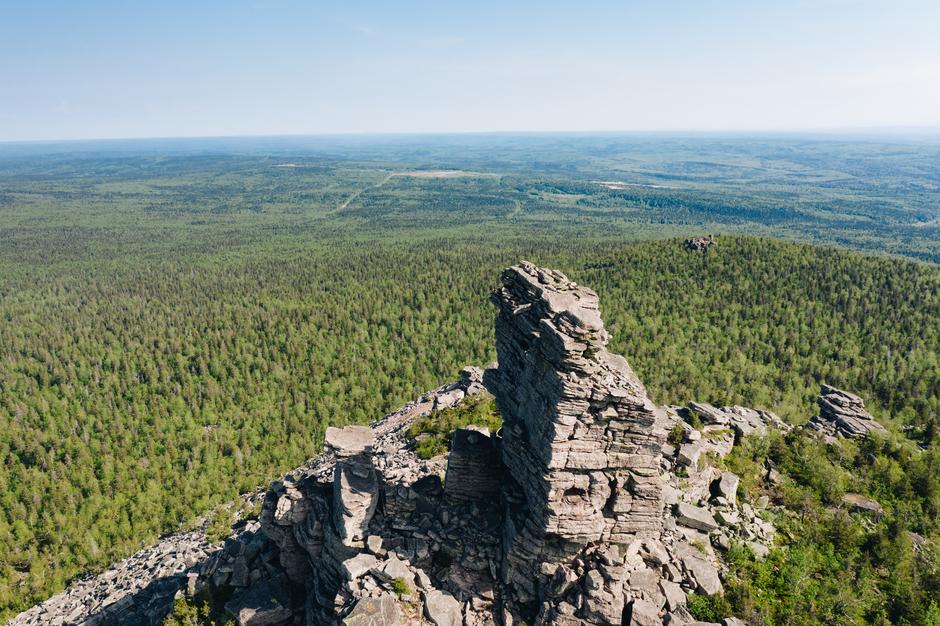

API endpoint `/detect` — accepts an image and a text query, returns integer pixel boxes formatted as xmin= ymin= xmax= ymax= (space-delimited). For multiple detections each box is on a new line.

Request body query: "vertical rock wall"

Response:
xmin=488 ymin=262 xmax=664 ymax=624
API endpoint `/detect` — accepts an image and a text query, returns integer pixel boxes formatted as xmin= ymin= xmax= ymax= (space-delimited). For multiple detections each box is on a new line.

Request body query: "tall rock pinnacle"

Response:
xmin=488 ymin=261 xmax=664 ymax=624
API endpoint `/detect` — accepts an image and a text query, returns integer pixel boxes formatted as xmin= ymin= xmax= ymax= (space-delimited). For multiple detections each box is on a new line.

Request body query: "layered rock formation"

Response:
xmin=488 ymin=262 xmax=664 ymax=624
xmin=806 ymin=384 xmax=886 ymax=440
xmin=12 ymin=262 xmax=806 ymax=626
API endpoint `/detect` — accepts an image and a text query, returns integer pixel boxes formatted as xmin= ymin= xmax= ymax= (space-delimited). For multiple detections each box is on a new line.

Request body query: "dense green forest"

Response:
xmin=1 ymin=137 xmax=939 ymax=620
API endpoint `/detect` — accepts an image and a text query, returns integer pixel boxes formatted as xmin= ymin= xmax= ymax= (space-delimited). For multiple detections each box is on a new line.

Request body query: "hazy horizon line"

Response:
xmin=4 ymin=124 xmax=940 ymax=147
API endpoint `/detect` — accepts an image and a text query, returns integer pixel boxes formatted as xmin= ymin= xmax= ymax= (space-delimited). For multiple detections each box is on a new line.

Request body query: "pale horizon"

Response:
xmin=3 ymin=1 xmax=940 ymax=142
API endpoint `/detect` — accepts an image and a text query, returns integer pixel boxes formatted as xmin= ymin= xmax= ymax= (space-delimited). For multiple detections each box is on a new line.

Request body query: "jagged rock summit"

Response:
xmin=488 ymin=262 xmax=664 ymax=624
xmin=11 ymin=262 xmax=797 ymax=626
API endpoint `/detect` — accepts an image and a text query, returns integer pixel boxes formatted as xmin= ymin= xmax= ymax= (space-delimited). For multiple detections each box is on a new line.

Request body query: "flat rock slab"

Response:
xmin=325 ymin=426 xmax=375 ymax=455
xmin=626 ymin=598 xmax=661 ymax=626
xmin=342 ymin=593 xmax=402 ymax=626
xmin=675 ymin=502 xmax=719 ymax=532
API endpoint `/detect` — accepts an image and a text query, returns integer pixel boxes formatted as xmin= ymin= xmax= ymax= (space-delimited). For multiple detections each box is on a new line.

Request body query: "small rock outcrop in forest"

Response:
xmin=14 ymin=262 xmax=861 ymax=626
xmin=806 ymin=384 xmax=886 ymax=440
xmin=683 ymin=236 xmax=717 ymax=253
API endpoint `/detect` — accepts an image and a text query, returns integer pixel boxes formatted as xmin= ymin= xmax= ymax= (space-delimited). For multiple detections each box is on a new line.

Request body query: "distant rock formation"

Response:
xmin=683 ymin=236 xmax=717 ymax=253
xmin=11 ymin=263 xmax=793 ymax=626
xmin=806 ymin=384 xmax=886 ymax=440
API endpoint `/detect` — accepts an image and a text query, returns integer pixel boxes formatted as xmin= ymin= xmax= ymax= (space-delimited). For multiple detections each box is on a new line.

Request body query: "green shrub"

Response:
xmin=406 ymin=393 xmax=501 ymax=460
xmin=687 ymin=593 xmax=733 ymax=622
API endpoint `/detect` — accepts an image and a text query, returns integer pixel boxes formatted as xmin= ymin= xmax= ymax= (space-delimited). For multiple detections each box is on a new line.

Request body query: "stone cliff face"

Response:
xmin=12 ymin=262 xmax=817 ymax=626
xmin=488 ymin=262 xmax=664 ymax=624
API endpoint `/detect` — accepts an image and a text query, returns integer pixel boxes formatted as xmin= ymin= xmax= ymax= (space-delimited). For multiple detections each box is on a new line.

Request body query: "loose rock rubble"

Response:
xmin=806 ymin=384 xmax=886 ymax=440
xmin=8 ymin=529 xmax=222 ymax=626
xmin=15 ymin=262 xmax=866 ymax=626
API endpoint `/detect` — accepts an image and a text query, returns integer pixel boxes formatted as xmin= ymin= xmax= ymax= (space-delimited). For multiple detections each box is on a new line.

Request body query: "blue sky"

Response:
xmin=2 ymin=0 xmax=939 ymax=141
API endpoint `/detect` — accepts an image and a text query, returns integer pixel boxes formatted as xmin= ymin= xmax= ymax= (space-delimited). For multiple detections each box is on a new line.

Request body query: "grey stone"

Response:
xmin=373 ymin=555 xmax=413 ymax=586
xmin=675 ymin=503 xmax=719 ymax=533
xmin=682 ymin=555 xmax=723 ymax=596
xmin=715 ymin=473 xmax=740 ymax=503
xmin=660 ymin=579 xmax=687 ymax=612
xmin=678 ymin=442 xmax=704 ymax=467
xmin=424 ymin=589 xmax=462 ymax=626
xmin=366 ymin=535 xmax=384 ymax=555
xmin=342 ymin=553 xmax=380 ymax=581
xmin=843 ymin=493 xmax=885 ymax=520
xmin=342 ymin=593 xmax=402 ymax=626
xmin=627 ymin=598 xmax=661 ymax=626
xmin=225 ymin=578 xmax=294 ymax=626
xmin=806 ymin=385 xmax=886 ymax=439
xmin=325 ymin=426 xmax=375 ymax=456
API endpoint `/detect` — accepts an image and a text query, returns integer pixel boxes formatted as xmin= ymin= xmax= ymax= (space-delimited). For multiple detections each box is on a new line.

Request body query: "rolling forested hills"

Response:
xmin=1 ymin=135 xmax=939 ymax=619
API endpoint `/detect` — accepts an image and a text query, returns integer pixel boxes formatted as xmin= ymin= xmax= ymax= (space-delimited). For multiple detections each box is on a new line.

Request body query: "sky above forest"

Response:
xmin=2 ymin=0 xmax=940 ymax=141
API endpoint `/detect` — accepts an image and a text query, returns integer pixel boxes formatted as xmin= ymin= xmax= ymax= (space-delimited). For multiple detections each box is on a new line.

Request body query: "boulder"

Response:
xmin=342 ymin=593 xmax=403 ymax=626
xmin=341 ymin=553 xmax=379 ymax=581
xmin=424 ymin=589 xmax=462 ymax=626
xmin=677 ymin=442 xmax=704 ymax=467
xmin=675 ymin=503 xmax=719 ymax=533
xmin=842 ymin=493 xmax=885 ymax=521
xmin=681 ymin=555 xmax=723 ymax=596
xmin=714 ymin=473 xmax=740 ymax=503
xmin=626 ymin=598 xmax=661 ymax=626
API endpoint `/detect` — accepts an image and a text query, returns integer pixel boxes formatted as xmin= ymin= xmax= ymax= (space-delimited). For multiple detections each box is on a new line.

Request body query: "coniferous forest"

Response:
xmin=1 ymin=136 xmax=940 ymax=623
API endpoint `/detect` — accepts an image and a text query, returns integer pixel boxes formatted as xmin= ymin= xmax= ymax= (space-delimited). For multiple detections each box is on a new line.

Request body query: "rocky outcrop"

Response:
xmin=683 ymin=236 xmax=717 ymax=253
xmin=488 ymin=262 xmax=664 ymax=625
xmin=806 ymin=384 xmax=886 ymax=440
xmin=11 ymin=263 xmax=793 ymax=626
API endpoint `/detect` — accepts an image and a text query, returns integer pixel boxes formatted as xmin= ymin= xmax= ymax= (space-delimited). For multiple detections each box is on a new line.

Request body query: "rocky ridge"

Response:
xmin=11 ymin=262 xmax=875 ymax=626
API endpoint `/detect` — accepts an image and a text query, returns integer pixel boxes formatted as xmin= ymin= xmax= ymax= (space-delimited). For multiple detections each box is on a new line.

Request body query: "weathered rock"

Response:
xmin=714 ymin=473 xmax=740 ymax=503
xmin=489 ymin=261 xmax=664 ymax=624
xmin=842 ymin=493 xmax=886 ymax=521
xmin=682 ymin=555 xmax=723 ymax=596
xmin=626 ymin=598 xmax=662 ymax=626
xmin=342 ymin=593 xmax=402 ymax=626
xmin=687 ymin=402 xmax=730 ymax=426
xmin=684 ymin=236 xmax=717 ymax=253
xmin=677 ymin=442 xmax=704 ymax=467
xmin=328 ymin=426 xmax=379 ymax=547
xmin=424 ymin=589 xmax=462 ymax=626
xmin=342 ymin=553 xmax=379 ymax=581
xmin=14 ymin=262 xmax=774 ymax=626
xmin=675 ymin=503 xmax=719 ymax=533
xmin=660 ymin=579 xmax=687 ymax=612
xmin=224 ymin=577 xmax=295 ymax=626
xmin=806 ymin=385 xmax=885 ymax=439
xmin=374 ymin=555 xmax=413 ymax=586
xmin=443 ymin=424 xmax=501 ymax=503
